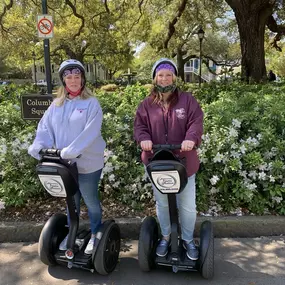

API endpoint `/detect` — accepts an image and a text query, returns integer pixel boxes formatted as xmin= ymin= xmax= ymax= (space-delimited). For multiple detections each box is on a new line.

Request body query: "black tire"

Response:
xmin=38 ymin=213 xmax=68 ymax=266
xmin=199 ymin=220 xmax=214 ymax=280
xmin=93 ymin=220 xmax=121 ymax=275
xmin=138 ymin=216 xmax=159 ymax=272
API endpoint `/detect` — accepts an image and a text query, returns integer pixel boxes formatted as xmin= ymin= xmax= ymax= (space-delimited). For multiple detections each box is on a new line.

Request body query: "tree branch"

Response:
xmin=0 ymin=0 xmax=13 ymax=33
xmin=65 ymin=0 xmax=85 ymax=39
xmin=162 ymin=0 xmax=188 ymax=49
xmin=103 ymin=0 xmax=110 ymax=13
xmin=267 ymin=14 xmax=285 ymax=51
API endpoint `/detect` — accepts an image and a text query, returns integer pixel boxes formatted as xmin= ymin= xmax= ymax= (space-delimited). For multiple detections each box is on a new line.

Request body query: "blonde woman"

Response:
xmin=28 ymin=59 xmax=106 ymax=255
xmin=134 ymin=58 xmax=204 ymax=260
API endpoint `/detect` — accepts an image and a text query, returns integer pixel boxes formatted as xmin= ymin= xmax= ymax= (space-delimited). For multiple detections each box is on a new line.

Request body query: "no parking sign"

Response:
xmin=37 ymin=15 xmax=54 ymax=39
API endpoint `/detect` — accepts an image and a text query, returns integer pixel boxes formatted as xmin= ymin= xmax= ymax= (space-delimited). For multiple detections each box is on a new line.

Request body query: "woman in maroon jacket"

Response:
xmin=134 ymin=58 xmax=204 ymax=260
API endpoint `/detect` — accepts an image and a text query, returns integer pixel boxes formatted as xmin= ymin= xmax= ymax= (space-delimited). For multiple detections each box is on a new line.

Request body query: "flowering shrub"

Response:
xmin=196 ymin=82 xmax=285 ymax=215
xmin=0 ymin=85 xmax=43 ymax=206
xmin=1 ymin=82 xmax=285 ymax=216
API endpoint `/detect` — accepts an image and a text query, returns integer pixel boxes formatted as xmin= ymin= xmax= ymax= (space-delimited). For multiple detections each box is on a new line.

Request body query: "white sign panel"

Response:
xmin=151 ymin=170 xmax=181 ymax=193
xmin=37 ymin=15 xmax=54 ymax=39
xmin=38 ymin=175 xmax=67 ymax=197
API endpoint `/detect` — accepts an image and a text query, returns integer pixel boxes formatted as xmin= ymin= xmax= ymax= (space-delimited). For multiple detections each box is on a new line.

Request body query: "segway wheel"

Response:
xmin=199 ymin=220 xmax=214 ymax=280
xmin=138 ymin=216 xmax=158 ymax=272
xmin=38 ymin=213 xmax=68 ymax=266
xmin=93 ymin=220 xmax=121 ymax=275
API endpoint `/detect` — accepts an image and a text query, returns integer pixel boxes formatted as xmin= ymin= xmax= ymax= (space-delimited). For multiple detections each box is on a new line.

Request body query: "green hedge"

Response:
xmin=1 ymin=82 xmax=285 ymax=215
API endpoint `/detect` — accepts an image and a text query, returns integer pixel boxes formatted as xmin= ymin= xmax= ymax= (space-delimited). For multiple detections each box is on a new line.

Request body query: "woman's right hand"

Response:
xmin=140 ymin=140 xmax=153 ymax=151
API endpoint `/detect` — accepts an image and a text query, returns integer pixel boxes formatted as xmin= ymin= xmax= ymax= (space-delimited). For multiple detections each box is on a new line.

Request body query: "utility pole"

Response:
xmin=42 ymin=0 xmax=52 ymax=94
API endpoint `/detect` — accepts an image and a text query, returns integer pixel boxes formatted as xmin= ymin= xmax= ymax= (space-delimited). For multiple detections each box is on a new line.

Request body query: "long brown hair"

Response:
xmin=150 ymin=74 xmax=179 ymax=108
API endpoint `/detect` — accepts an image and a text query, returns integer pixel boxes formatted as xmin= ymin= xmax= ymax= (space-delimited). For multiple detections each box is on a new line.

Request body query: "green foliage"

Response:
xmin=195 ymin=82 xmax=285 ymax=214
xmin=1 ymin=82 xmax=285 ymax=216
xmin=0 ymin=85 xmax=42 ymax=206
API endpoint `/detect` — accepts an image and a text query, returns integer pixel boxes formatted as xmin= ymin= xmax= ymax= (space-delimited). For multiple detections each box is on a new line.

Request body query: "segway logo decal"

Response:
xmin=38 ymin=175 xmax=67 ymax=197
xmin=151 ymin=171 xmax=181 ymax=193
xmin=44 ymin=179 xmax=63 ymax=192
xmin=157 ymin=175 xmax=176 ymax=188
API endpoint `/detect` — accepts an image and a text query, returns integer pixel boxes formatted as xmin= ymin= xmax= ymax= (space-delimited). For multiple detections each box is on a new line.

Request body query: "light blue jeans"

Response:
xmin=152 ymin=174 xmax=197 ymax=243
xmin=67 ymin=168 xmax=102 ymax=234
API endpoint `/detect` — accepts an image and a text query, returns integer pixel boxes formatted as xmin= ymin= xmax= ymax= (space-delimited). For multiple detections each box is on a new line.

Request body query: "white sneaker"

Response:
xmin=59 ymin=234 xmax=82 ymax=251
xmin=84 ymin=237 xmax=95 ymax=255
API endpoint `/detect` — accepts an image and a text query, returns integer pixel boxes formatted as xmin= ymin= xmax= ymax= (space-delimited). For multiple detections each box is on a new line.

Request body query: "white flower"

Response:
xmin=202 ymin=133 xmax=211 ymax=144
xmin=210 ymin=187 xmax=219 ymax=194
xmin=0 ymin=144 xmax=7 ymax=155
xmin=245 ymin=183 xmax=257 ymax=191
xmin=239 ymin=145 xmax=246 ymax=154
xmin=13 ymin=104 xmax=20 ymax=110
xmin=113 ymin=181 xmax=120 ymax=188
xmin=228 ymin=127 xmax=238 ymax=138
xmin=248 ymin=171 xmax=257 ymax=179
xmin=231 ymin=143 xmax=238 ymax=149
xmin=108 ymin=174 xmax=115 ymax=182
xmin=269 ymin=175 xmax=275 ymax=183
xmin=102 ymin=162 xmax=114 ymax=174
xmin=245 ymin=137 xmax=259 ymax=146
xmin=230 ymin=151 xmax=241 ymax=158
xmin=258 ymin=164 xmax=267 ymax=171
xmin=210 ymin=175 xmax=220 ymax=185
xmin=232 ymin=119 xmax=241 ymax=128
xmin=272 ymin=196 xmax=283 ymax=203
xmin=258 ymin=172 xmax=266 ymax=181
xmin=213 ymin=152 xmax=223 ymax=163
xmin=239 ymin=170 xmax=247 ymax=178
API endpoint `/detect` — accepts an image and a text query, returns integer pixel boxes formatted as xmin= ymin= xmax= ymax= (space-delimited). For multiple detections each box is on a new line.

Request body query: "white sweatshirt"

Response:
xmin=28 ymin=96 xmax=106 ymax=174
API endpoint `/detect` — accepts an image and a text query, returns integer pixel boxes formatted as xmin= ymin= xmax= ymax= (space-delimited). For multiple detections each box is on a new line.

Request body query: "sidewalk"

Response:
xmin=1 ymin=237 xmax=285 ymax=285
xmin=1 ymin=215 xmax=284 ymax=243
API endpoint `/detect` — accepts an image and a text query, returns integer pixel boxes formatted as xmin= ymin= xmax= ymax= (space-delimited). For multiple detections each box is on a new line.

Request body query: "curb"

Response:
xmin=0 ymin=216 xmax=284 ymax=243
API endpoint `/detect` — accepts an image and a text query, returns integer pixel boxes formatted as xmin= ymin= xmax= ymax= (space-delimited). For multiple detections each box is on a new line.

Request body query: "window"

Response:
xmin=186 ymin=74 xmax=190 ymax=82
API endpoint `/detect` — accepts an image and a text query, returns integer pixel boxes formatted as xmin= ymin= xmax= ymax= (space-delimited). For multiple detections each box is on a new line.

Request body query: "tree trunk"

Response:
xmin=226 ymin=0 xmax=275 ymax=83
xmin=176 ymin=47 xmax=185 ymax=81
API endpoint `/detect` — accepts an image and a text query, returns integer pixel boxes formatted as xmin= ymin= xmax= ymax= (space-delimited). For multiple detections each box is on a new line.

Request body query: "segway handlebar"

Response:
xmin=152 ymin=144 xmax=181 ymax=150
xmin=39 ymin=148 xmax=61 ymax=157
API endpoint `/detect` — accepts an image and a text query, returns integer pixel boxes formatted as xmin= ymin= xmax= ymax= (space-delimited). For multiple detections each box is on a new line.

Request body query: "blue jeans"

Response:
xmin=67 ymin=169 xmax=102 ymax=234
xmin=152 ymin=174 xmax=197 ymax=243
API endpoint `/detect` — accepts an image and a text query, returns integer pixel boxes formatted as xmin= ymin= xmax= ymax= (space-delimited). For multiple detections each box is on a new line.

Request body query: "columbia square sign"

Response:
xmin=21 ymin=94 xmax=53 ymax=120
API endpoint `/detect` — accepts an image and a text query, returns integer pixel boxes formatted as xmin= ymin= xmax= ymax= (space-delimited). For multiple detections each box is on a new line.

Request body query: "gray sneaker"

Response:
xmin=59 ymin=234 xmax=82 ymax=251
xmin=156 ymin=239 xmax=170 ymax=257
xmin=183 ymin=240 xmax=199 ymax=260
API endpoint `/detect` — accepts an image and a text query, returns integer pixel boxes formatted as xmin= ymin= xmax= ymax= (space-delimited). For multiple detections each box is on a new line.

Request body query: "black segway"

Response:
xmin=138 ymin=144 xmax=214 ymax=279
xmin=36 ymin=149 xmax=120 ymax=275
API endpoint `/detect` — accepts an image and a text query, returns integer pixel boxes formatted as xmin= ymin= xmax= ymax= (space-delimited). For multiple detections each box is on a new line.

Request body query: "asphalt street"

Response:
xmin=0 ymin=237 xmax=285 ymax=285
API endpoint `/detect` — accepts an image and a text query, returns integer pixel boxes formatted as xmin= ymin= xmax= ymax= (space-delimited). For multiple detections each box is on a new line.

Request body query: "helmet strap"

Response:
xmin=154 ymin=84 xmax=176 ymax=93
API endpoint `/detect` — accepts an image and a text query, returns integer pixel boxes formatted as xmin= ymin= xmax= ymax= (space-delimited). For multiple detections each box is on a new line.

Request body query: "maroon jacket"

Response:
xmin=134 ymin=90 xmax=204 ymax=177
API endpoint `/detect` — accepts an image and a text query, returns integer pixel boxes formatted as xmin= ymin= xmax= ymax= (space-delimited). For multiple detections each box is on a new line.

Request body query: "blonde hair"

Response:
xmin=152 ymin=73 xmax=177 ymax=105
xmin=54 ymin=86 xmax=94 ymax=106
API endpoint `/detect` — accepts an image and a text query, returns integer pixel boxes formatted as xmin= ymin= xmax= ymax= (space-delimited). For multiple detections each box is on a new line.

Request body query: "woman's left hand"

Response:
xmin=181 ymin=140 xmax=195 ymax=152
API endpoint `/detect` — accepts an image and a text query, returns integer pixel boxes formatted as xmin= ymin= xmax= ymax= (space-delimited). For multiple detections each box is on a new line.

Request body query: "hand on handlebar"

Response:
xmin=140 ymin=140 xmax=153 ymax=152
xmin=180 ymin=140 xmax=195 ymax=152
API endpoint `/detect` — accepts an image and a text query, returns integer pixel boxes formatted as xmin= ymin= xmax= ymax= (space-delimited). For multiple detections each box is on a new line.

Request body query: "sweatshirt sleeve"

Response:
xmin=134 ymin=101 xmax=152 ymax=143
xmin=184 ymin=95 xmax=204 ymax=146
xmin=28 ymin=105 xmax=54 ymax=160
xmin=60 ymin=98 xmax=103 ymax=159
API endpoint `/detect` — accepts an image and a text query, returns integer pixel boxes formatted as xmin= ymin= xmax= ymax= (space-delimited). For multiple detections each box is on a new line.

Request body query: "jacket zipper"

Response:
xmin=162 ymin=108 xmax=168 ymax=143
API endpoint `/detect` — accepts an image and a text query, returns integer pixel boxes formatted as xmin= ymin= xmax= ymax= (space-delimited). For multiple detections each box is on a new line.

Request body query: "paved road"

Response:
xmin=0 ymin=237 xmax=285 ymax=285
